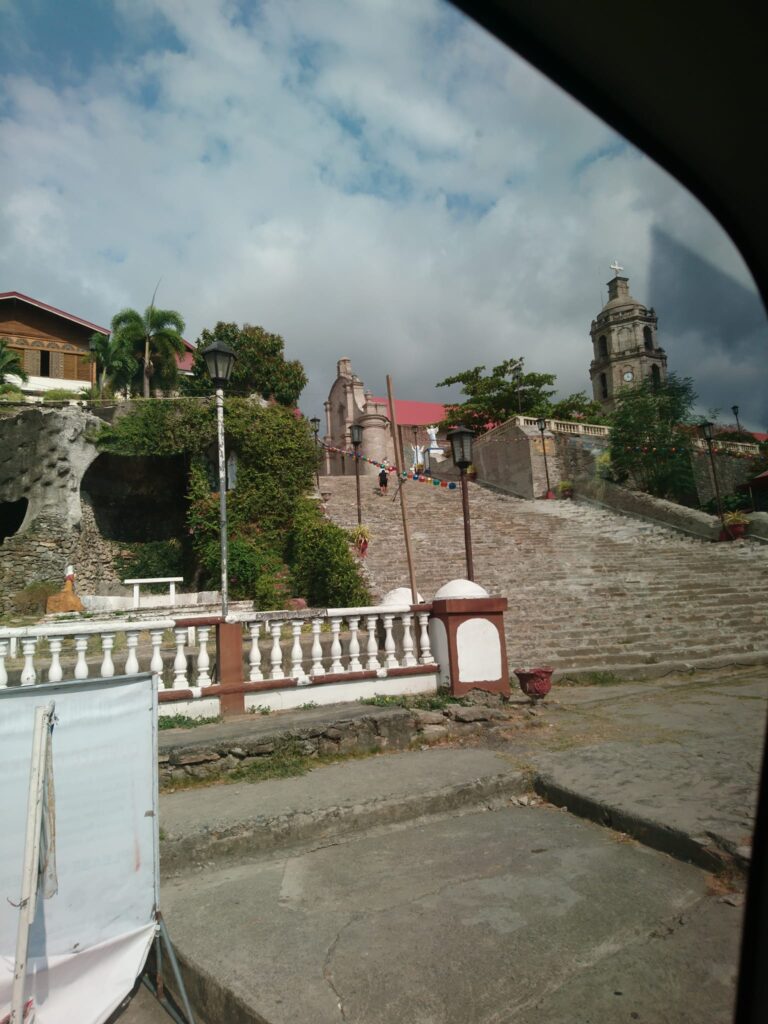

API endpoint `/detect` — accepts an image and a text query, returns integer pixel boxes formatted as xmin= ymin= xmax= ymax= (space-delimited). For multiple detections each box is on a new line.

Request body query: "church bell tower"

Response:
xmin=589 ymin=262 xmax=667 ymax=410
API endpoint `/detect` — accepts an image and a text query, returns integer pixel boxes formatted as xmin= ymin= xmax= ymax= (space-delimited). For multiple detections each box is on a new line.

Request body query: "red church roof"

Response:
xmin=370 ymin=397 xmax=446 ymax=426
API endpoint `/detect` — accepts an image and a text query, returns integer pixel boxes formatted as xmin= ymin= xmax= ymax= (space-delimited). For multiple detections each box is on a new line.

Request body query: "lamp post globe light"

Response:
xmin=202 ymin=340 xmax=236 ymax=617
xmin=699 ymin=420 xmax=727 ymax=536
xmin=536 ymin=417 xmax=555 ymax=499
xmin=310 ymin=416 xmax=321 ymax=487
xmin=732 ymin=404 xmax=743 ymax=434
xmin=350 ymin=422 xmax=364 ymax=525
xmin=447 ymin=424 xmax=475 ymax=582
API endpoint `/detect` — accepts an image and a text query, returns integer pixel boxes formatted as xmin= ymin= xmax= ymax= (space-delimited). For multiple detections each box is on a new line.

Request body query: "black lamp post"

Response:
xmin=350 ymin=422 xmax=363 ymax=525
xmin=536 ymin=417 xmax=555 ymax=499
xmin=447 ymin=425 xmax=475 ymax=581
xmin=732 ymin=405 xmax=743 ymax=435
xmin=700 ymin=421 xmax=727 ymax=536
xmin=310 ymin=416 xmax=321 ymax=487
xmin=202 ymin=340 xmax=236 ymax=617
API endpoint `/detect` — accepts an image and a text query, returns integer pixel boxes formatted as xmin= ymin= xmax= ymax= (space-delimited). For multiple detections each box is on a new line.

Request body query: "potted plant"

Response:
xmin=720 ymin=510 xmax=750 ymax=541
xmin=514 ymin=667 xmax=554 ymax=704
xmin=557 ymin=479 xmax=574 ymax=499
xmin=349 ymin=525 xmax=371 ymax=557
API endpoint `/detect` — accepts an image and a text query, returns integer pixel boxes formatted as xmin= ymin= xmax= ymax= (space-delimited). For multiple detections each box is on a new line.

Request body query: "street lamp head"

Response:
xmin=350 ymin=422 xmax=363 ymax=447
xmin=731 ymin=405 xmax=739 ymax=418
xmin=202 ymin=340 xmax=236 ymax=387
xmin=700 ymin=420 xmax=715 ymax=441
xmin=536 ymin=417 xmax=547 ymax=434
xmin=309 ymin=416 xmax=321 ymax=436
xmin=447 ymin=424 xmax=474 ymax=469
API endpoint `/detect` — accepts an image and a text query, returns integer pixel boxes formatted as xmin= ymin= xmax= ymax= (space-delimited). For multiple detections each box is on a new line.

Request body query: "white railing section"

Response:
xmin=0 ymin=605 xmax=435 ymax=695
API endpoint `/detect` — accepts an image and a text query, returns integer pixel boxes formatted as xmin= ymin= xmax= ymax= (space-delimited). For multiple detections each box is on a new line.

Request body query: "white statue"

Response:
xmin=410 ymin=444 xmax=423 ymax=468
xmin=426 ymin=425 xmax=440 ymax=450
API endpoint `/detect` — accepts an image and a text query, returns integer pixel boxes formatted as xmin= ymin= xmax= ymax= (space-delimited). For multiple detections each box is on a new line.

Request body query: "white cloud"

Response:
xmin=1 ymin=0 xmax=765 ymax=428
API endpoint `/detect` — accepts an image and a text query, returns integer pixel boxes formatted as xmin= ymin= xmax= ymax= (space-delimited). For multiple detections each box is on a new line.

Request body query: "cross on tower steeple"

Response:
xmin=609 ymin=259 xmax=624 ymax=277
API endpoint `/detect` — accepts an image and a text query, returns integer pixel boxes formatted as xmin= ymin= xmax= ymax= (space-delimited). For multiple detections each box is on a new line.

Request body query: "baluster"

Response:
xmin=124 ymin=630 xmax=140 ymax=675
xmin=310 ymin=618 xmax=325 ymax=676
xmin=347 ymin=616 xmax=362 ymax=672
xmin=382 ymin=615 xmax=398 ymax=670
xmin=270 ymin=622 xmax=284 ymax=679
xmin=19 ymin=638 xmax=38 ymax=685
xmin=248 ymin=622 xmax=263 ymax=681
xmin=196 ymin=626 xmax=211 ymax=686
xmin=149 ymin=630 xmax=164 ymax=683
xmin=100 ymin=634 xmax=115 ymax=678
xmin=173 ymin=628 xmax=188 ymax=689
xmin=290 ymin=621 xmax=307 ymax=682
xmin=418 ymin=612 xmax=434 ymax=664
xmin=329 ymin=616 xmax=343 ymax=673
xmin=74 ymin=635 xmax=89 ymax=679
xmin=47 ymin=636 xmax=64 ymax=683
xmin=401 ymin=613 xmax=417 ymax=667
xmin=0 ymin=640 xmax=8 ymax=688
xmin=365 ymin=615 xmax=380 ymax=672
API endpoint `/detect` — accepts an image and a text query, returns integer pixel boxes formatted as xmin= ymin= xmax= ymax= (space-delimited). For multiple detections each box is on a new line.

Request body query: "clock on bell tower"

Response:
xmin=589 ymin=263 xmax=668 ymax=410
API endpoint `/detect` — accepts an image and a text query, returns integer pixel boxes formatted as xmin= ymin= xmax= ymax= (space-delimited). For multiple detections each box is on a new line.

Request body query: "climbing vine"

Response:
xmin=98 ymin=398 xmax=368 ymax=608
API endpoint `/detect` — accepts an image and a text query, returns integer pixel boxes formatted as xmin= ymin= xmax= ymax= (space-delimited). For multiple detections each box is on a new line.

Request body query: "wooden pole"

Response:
xmin=386 ymin=375 xmax=420 ymax=605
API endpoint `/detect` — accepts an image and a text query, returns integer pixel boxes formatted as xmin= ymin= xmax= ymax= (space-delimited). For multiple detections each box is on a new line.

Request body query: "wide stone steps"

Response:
xmin=320 ymin=474 xmax=768 ymax=671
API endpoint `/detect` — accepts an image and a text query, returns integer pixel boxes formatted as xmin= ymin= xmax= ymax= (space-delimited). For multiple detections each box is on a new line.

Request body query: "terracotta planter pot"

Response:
xmin=514 ymin=667 xmax=554 ymax=702
xmin=719 ymin=523 xmax=747 ymax=541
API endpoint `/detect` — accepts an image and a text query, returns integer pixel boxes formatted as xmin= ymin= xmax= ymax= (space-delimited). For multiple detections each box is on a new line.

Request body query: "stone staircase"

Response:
xmin=321 ymin=475 xmax=768 ymax=672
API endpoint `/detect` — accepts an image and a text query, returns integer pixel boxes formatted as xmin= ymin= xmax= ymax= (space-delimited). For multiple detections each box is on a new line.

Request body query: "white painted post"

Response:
xmin=310 ymin=618 xmax=325 ymax=676
xmin=20 ymin=638 xmax=38 ymax=686
xmin=329 ymin=616 xmax=343 ymax=673
xmin=150 ymin=630 xmax=164 ymax=683
xmin=0 ymin=639 xmax=8 ymax=688
xmin=197 ymin=626 xmax=212 ymax=686
xmin=47 ymin=637 xmax=64 ymax=683
xmin=125 ymin=630 xmax=140 ymax=675
xmin=133 ymin=583 xmax=140 ymax=609
xmin=248 ymin=622 xmax=263 ymax=681
xmin=169 ymin=581 xmax=176 ymax=605
xmin=365 ymin=615 xmax=381 ymax=672
xmin=74 ymin=635 xmax=89 ymax=679
xmin=100 ymin=634 xmax=116 ymax=678
xmin=401 ymin=613 xmax=417 ymax=667
xmin=290 ymin=621 xmax=307 ymax=682
xmin=382 ymin=614 xmax=398 ymax=670
xmin=270 ymin=622 xmax=284 ymax=679
xmin=418 ymin=612 xmax=434 ymax=664
xmin=173 ymin=628 xmax=188 ymax=688
xmin=347 ymin=616 xmax=362 ymax=672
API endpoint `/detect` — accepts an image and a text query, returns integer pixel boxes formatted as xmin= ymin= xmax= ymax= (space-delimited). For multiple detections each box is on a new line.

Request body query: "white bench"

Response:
xmin=123 ymin=577 xmax=184 ymax=610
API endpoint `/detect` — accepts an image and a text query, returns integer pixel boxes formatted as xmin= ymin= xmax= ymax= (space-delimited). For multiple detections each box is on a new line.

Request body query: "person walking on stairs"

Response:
xmin=378 ymin=467 xmax=389 ymax=495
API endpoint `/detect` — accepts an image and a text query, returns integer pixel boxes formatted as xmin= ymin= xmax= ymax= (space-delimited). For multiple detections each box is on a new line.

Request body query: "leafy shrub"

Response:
xmin=11 ymin=580 xmax=61 ymax=616
xmin=42 ymin=389 xmax=80 ymax=403
xmin=0 ymin=384 xmax=24 ymax=401
xmin=115 ymin=539 xmax=185 ymax=591
xmin=198 ymin=534 xmax=290 ymax=608
xmin=288 ymin=499 xmax=370 ymax=607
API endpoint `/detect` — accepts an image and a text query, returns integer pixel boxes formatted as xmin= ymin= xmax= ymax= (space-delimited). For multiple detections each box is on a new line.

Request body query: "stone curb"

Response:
xmin=531 ymin=773 xmax=750 ymax=875
xmin=553 ymin=649 xmax=768 ymax=683
xmin=160 ymin=770 xmax=527 ymax=876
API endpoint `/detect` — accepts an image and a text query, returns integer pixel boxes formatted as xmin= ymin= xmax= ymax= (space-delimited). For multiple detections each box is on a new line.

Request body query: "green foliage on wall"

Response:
xmin=287 ymin=499 xmax=370 ymax=608
xmin=98 ymin=397 xmax=366 ymax=609
xmin=115 ymin=540 xmax=185 ymax=592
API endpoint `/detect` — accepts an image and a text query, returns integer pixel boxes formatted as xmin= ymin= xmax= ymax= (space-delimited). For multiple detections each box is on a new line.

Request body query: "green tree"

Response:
xmin=87 ymin=331 xmax=136 ymax=399
xmin=181 ymin=322 xmax=307 ymax=405
xmin=0 ymin=338 xmax=28 ymax=385
xmin=549 ymin=391 xmax=608 ymax=424
xmin=110 ymin=304 xmax=185 ymax=398
xmin=608 ymin=373 xmax=698 ymax=502
xmin=437 ymin=358 xmax=557 ymax=432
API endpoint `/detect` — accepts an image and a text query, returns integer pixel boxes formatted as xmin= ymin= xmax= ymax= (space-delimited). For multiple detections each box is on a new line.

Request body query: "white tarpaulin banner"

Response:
xmin=0 ymin=674 xmax=159 ymax=1024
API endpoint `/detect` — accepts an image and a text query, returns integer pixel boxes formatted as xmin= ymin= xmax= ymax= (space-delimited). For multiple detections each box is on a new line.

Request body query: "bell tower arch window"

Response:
xmin=643 ymin=326 xmax=653 ymax=351
xmin=598 ymin=335 xmax=608 ymax=359
xmin=599 ymin=372 xmax=608 ymax=399
xmin=651 ymin=364 xmax=661 ymax=387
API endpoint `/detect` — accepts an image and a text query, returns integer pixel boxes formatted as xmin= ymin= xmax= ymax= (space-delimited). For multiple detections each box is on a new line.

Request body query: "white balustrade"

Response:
xmin=270 ymin=622 xmax=284 ymax=679
xmin=365 ymin=616 xmax=381 ymax=672
xmin=248 ymin=623 xmax=263 ymax=681
xmin=100 ymin=634 xmax=116 ymax=678
xmin=310 ymin=618 xmax=325 ymax=676
xmin=21 ymin=638 xmax=38 ymax=686
xmin=196 ymin=626 xmax=211 ymax=686
xmin=290 ymin=621 xmax=308 ymax=683
xmin=401 ymin=613 xmax=417 ymax=667
xmin=173 ymin=628 xmax=188 ymax=689
xmin=418 ymin=612 xmax=434 ymax=664
xmin=124 ymin=631 xmax=140 ymax=676
xmin=329 ymin=616 xmax=343 ymax=673
xmin=382 ymin=614 xmax=398 ymax=669
xmin=150 ymin=630 xmax=165 ymax=680
xmin=47 ymin=637 xmax=64 ymax=683
xmin=0 ymin=640 xmax=8 ymax=688
xmin=74 ymin=636 xmax=89 ymax=679
xmin=347 ymin=616 xmax=362 ymax=672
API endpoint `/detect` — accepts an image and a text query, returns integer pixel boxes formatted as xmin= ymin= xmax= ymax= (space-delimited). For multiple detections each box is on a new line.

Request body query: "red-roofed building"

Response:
xmin=322 ymin=357 xmax=449 ymax=476
xmin=0 ymin=291 xmax=195 ymax=396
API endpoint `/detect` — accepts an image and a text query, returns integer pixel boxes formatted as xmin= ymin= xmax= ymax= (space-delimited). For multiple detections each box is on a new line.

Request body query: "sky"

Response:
xmin=1 ymin=0 xmax=766 ymax=430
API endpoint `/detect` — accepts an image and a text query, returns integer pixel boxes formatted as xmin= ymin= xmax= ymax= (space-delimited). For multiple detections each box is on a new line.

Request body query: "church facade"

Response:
xmin=589 ymin=267 xmax=667 ymax=410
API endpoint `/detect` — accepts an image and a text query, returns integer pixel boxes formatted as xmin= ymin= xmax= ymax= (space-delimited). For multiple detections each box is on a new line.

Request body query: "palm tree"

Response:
xmin=87 ymin=331 xmax=136 ymax=399
xmin=0 ymin=338 xmax=29 ymax=385
xmin=110 ymin=304 xmax=185 ymax=399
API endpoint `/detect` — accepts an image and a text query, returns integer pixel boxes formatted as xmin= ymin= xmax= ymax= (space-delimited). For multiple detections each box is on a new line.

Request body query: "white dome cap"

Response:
xmin=382 ymin=586 xmax=424 ymax=605
xmin=434 ymin=579 xmax=489 ymax=599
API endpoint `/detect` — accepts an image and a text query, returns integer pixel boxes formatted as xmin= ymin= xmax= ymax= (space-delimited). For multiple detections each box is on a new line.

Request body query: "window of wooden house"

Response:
xmin=62 ymin=352 xmax=90 ymax=381
xmin=40 ymin=350 xmax=51 ymax=377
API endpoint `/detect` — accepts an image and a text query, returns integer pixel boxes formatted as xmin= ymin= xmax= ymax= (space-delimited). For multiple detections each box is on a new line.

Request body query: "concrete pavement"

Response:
xmin=126 ymin=667 xmax=766 ymax=1023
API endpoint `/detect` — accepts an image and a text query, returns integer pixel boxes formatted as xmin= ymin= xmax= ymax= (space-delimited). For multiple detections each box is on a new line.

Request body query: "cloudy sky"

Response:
xmin=1 ymin=0 xmax=766 ymax=429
